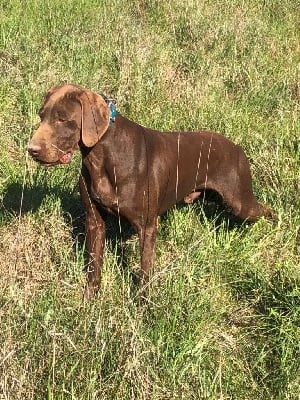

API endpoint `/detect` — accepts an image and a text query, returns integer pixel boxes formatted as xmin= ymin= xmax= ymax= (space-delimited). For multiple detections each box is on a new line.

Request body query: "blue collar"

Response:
xmin=100 ymin=94 xmax=117 ymax=125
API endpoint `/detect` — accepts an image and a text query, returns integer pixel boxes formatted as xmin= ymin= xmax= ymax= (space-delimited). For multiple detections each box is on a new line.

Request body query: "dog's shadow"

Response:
xmin=1 ymin=181 xmax=135 ymax=261
xmin=2 ymin=182 xmax=47 ymax=215
xmin=2 ymin=184 xmax=245 ymax=280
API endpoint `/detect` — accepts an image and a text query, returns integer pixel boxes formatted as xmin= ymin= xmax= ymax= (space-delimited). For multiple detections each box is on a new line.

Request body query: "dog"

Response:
xmin=28 ymin=84 xmax=275 ymax=298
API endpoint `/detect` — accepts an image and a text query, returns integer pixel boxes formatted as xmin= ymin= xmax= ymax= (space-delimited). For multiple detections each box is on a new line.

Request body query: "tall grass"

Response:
xmin=0 ymin=0 xmax=299 ymax=398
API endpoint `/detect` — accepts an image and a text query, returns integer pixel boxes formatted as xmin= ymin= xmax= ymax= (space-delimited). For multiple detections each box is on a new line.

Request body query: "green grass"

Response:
xmin=0 ymin=0 xmax=299 ymax=398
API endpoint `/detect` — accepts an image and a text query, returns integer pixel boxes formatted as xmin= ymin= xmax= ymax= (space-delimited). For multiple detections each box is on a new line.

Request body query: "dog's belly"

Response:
xmin=156 ymin=132 xmax=226 ymax=214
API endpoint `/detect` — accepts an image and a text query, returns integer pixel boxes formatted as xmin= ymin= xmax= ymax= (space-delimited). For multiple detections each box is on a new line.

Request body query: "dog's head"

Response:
xmin=28 ymin=84 xmax=110 ymax=166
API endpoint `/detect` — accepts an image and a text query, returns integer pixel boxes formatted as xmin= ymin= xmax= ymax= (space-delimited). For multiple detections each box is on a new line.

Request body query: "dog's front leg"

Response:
xmin=84 ymin=209 xmax=106 ymax=300
xmin=79 ymin=175 xmax=106 ymax=300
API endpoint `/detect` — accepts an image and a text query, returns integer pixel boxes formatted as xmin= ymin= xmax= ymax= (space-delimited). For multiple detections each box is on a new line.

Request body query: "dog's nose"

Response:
xmin=28 ymin=143 xmax=42 ymax=157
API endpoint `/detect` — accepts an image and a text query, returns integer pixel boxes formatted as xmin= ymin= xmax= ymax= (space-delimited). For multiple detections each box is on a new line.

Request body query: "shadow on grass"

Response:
xmin=1 ymin=181 xmax=135 ymax=266
xmin=2 ymin=182 xmax=47 ymax=215
xmin=2 ymin=183 xmax=246 ymax=285
xmin=2 ymin=182 xmax=246 ymax=243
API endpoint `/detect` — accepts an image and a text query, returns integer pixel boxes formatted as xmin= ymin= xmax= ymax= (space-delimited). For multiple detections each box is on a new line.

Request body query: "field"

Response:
xmin=0 ymin=0 xmax=299 ymax=398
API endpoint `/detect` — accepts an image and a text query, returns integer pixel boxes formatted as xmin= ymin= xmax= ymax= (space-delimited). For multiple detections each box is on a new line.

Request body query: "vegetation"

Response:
xmin=0 ymin=0 xmax=299 ymax=398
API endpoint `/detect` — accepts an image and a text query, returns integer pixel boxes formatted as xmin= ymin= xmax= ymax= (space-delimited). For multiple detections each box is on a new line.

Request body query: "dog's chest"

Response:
xmin=89 ymin=174 xmax=118 ymax=210
xmin=83 ymin=148 xmax=119 ymax=210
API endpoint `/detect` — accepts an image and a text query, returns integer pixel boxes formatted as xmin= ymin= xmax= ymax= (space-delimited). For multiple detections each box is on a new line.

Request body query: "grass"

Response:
xmin=0 ymin=0 xmax=299 ymax=398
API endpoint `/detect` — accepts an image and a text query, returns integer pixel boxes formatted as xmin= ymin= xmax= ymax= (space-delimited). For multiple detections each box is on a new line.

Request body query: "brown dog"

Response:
xmin=28 ymin=84 xmax=274 ymax=298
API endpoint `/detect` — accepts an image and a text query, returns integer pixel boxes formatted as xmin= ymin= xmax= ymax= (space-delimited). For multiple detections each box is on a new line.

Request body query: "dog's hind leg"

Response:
xmin=136 ymin=218 xmax=158 ymax=285
xmin=221 ymin=149 xmax=276 ymax=222
xmin=225 ymin=192 xmax=275 ymax=222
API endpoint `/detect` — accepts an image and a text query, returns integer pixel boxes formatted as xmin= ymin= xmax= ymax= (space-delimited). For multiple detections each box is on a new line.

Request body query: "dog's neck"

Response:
xmin=99 ymin=93 xmax=117 ymax=125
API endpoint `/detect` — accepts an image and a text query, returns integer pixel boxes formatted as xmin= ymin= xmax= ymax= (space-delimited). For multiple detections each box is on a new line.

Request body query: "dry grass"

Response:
xmin=0 ymin=212 xmax=75 ymax=297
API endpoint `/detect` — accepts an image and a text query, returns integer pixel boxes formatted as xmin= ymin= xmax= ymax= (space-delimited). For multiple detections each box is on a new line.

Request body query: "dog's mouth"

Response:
xmin=59 ymin=152 xmax=73 ymax=164
xmin=36 ymin=152 xmax=73 ymax=167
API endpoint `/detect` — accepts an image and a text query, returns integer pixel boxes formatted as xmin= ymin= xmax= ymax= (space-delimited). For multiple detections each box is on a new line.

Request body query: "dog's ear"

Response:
xmin=78 ymin=91 xmax=110 ymax=147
